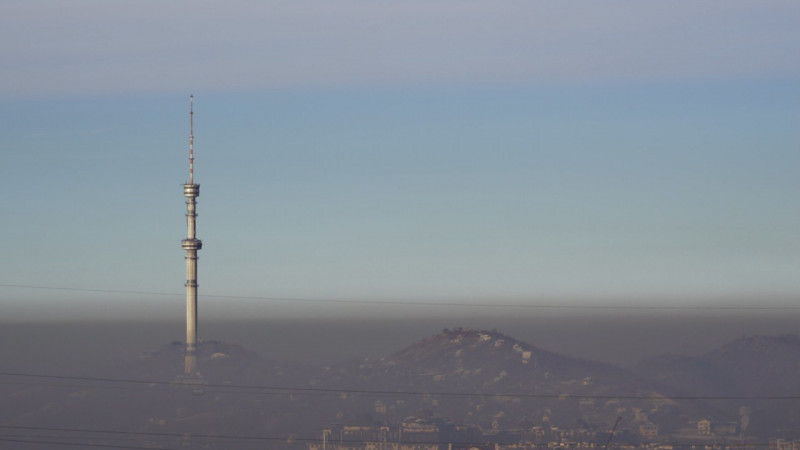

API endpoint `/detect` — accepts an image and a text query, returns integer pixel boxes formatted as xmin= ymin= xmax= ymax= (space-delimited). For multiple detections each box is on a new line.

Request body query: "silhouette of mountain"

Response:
xmin=705 ymin=334 xmax=800 ymax=397
xmin=310 ymin=328 xmax=683 ymax=433
xmin=634 ymin=334 xmax=800 ymax=438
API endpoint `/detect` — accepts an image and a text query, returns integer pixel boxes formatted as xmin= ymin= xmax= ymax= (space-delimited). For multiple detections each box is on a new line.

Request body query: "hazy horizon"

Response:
xmin=3 ymin=312 xmax=799 ymax=374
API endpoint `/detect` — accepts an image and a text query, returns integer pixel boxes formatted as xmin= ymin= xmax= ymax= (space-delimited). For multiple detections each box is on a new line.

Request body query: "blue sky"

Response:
xmin=1 ymin=1 xmax=798 ymax=320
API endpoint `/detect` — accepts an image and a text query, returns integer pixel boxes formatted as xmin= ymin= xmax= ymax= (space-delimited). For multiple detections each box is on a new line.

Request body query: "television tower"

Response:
xmin=182 ymin=95 xmax=202 ymax=375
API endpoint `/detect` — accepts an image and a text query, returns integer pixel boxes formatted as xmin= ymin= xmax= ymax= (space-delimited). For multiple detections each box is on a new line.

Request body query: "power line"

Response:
xmin=2 ymin=282 xmax=797 ymax=311
xmin=0 ymin=433 xmax=149 ymax=443
xmin=0 ymin=425 xmax=284 ymax=444
xmin=0 ymin=436 xmax=178 ymax=450
xmin=0 ymin=425 xmax=776 ymax=448
xmin=1 ymin=371 xmax=798 ymax=401
xmin=0 ymin=378 xmax=287 ymax=396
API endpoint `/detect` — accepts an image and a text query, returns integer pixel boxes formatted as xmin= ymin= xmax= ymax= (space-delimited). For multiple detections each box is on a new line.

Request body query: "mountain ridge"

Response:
xmin=2 ymin=328 xmax=799 ymax=450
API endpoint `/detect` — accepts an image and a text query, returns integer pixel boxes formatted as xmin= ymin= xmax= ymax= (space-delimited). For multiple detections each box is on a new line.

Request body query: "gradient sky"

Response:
xmin=1 ymin=1 xmax=798 ymax=320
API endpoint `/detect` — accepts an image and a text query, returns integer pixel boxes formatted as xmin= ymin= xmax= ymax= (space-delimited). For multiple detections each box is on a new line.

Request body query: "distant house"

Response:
xmin=638 ymin=422 xmax=658 ymax=439
xmin=769 ymin=439 xmax=800 ymax=450
xmin=309 ymin=411 xmax=461 ymax=450
xmin=697 ymin=419 xmax=712 ymax=436
xmin=713 ymin=421 xmax=738 ymax=436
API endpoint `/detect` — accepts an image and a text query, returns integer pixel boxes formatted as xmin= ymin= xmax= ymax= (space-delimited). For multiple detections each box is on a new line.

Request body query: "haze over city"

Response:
xmin=2 ymin=2 xmax=800 ymax=449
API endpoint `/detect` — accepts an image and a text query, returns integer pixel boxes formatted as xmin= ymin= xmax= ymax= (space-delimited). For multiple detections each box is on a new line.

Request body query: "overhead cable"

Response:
xmin=1 ymin=371 xmax=797 ymax=401
xmin=1 ymin=283 xmax=795 ymax=311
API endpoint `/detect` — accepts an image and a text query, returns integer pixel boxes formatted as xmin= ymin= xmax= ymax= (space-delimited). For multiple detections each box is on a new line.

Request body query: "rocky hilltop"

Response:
xmin=311 ymin=328 xmax=674 ymax=430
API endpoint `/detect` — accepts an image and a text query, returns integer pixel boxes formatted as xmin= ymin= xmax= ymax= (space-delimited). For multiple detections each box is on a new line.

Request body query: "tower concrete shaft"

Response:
xmin=182 ymin=96 xmax=202 ymax=374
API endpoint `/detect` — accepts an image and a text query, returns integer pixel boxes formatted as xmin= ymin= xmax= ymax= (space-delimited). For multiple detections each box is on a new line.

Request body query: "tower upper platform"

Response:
xmin=184 ymin=183 xmax=200 ymax=197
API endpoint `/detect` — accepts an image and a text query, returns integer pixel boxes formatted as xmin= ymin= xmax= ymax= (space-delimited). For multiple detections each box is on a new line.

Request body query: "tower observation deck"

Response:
xmin=183 ymin=95 xmax=202 ymax=375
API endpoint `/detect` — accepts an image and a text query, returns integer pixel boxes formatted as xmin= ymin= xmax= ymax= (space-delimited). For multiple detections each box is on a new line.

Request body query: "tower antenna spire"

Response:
xmin=182 ymin=94 xmax=202 ymax=375
xmin=189 ymin=94 xmax=194 ymax=184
